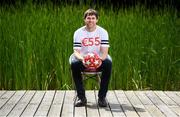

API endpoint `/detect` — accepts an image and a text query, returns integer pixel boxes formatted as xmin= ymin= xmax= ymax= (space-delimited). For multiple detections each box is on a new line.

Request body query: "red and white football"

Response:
xmin=83 ymin=52 xmax=102 ymax=70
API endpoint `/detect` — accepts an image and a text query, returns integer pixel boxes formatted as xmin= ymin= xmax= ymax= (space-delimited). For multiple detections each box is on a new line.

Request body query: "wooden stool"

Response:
xmin=81 ymin=70 xmax=101 ymax=89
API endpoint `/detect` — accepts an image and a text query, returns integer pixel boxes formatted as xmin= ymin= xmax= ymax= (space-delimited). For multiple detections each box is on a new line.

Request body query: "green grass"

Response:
xmin=0 ymin=5 xmax=179 ymax=90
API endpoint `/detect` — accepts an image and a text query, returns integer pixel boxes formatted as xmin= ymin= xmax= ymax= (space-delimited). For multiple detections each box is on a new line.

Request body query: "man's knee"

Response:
xmin=71 ymin=61 xmax=81 ymax=69
xmin=103 ymin=58 xmax=112 ymax=67
xmin=71 ymin=61 xmax=82 ymax=70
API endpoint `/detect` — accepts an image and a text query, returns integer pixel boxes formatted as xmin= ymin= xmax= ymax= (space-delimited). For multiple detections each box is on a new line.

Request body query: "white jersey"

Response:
xmin=73 ymin=25 xmax=109 ymax=56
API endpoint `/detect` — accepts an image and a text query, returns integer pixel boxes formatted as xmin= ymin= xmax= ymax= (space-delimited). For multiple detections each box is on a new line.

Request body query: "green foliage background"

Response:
xmin=0 ymin=4 xmax=179 ymax=90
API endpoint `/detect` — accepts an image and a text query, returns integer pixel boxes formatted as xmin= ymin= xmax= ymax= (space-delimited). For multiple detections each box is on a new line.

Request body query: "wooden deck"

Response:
xmin=0 ymin=90 xmax=180 ymax=117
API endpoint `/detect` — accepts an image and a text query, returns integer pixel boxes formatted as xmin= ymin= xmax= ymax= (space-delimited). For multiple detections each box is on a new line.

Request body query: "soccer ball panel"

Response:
xmin=83 ymin=52 xmax=102 ymax=70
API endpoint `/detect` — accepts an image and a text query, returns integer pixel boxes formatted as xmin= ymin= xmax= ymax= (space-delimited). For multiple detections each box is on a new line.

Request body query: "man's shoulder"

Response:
xmin=97 ymin=25 xmax=108 ymax=34
xmin=75 ymin=26 xmax=86 ymax=34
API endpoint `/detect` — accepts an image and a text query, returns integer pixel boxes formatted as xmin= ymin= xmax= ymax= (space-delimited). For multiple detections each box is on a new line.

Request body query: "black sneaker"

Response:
xmin=75 ymin=98 xmax=87 ymax=107
xmin=98 ymin=98 xmax=107 ymax=107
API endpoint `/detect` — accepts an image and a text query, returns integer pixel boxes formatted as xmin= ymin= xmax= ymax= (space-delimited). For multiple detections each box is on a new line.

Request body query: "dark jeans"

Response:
xmin=71 ymin=58 xmax=112 ymax=99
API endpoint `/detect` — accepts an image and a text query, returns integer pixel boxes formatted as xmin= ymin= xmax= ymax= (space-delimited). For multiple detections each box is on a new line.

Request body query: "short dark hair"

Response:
xmin=84 ymin=9 xmax=99 ymax=19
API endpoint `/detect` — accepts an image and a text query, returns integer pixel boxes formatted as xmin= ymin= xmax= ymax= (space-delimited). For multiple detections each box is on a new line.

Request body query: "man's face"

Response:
xmin=84 ymin=15 xmax=98 ymax=29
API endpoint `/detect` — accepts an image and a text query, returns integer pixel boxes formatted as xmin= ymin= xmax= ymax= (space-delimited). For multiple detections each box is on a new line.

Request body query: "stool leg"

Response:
xmin=97 ymin=74 xmax=101 ymax=89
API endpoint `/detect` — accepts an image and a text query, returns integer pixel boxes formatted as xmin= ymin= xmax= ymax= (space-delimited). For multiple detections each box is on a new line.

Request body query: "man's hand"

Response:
xmin=100 ymin=47 xmax=109 ymax=61
xmin=74 ymin=49 xmax=84 ymax=61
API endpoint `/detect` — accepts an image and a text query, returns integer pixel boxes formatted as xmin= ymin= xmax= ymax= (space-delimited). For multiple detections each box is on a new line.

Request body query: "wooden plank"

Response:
xmin=0 ymin=91 xmax=25 ymax=116
xmin=21 ymin=91 xmax=45 ymax=117
xmin=107 ymin=91 xmax=125 ymax=117
xmin=164 ymin=91 xmax=180 ymax=106
xmin=0 ymin=91 xmax=6 ymax=97
xmin=154 ymin=91 xmax=177 ymax=106
xmin=170 ymin=107 xmax=180 ymax=117
xmin=145 ymin=91 xmax=178 ymax=117
xmin=74 ymin=92 xmax=86 ymax=117
xmin=175 ymin=92 xmax=180 ymax=97
xmin=125 ymin=91 xmax=152 ymax=117
xmin=115 ymin=90 xmax=139 ymax=117
xmin=0 ymin=91 xmax=15 ymax=109
xmin=48 ymin=91 xmax=65 ymax=117
xmin=86 ymin=90 xmax=99 ymax=117
xmin=7 ymin=91 xmax=35 ymax=117
xmin=34 ymin=90 xmax=55 ymax=117
xmin=74 ymin=104 xmax=86 ymax=117
xmin=135 ymin=91 xmax=165 ymax=117
xmin=61 ymin=90 xmax=74 ymax=117
xmin=162 ymin=91 xmax=180 ymax=116
xmin=134 ymin=91 xmax=154 ymax=105
xmin=0 ymin=90 xmax=179 ymax=117
xmin=95 ymin=90 xmax=113 ymax=117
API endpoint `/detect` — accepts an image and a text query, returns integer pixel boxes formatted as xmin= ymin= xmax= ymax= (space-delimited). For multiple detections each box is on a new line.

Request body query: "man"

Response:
xmin=70 ymin=9 xmax=112 ymax=107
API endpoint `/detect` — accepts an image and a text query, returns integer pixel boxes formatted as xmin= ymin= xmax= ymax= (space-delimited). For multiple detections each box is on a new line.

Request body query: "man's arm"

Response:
xmin=74 ymin=49 xmax=83 ymax=61
xmin=100 ymin=47 xmax=109 ymax=61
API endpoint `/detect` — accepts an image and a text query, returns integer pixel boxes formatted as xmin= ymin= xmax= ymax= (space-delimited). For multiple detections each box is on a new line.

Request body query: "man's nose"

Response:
xmin=89 ymin=18 xmax=94 ymax=22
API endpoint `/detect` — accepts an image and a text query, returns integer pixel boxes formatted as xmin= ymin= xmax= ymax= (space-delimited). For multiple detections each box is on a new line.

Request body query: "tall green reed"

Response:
xmin=103 ymin=7 xmax=180 ymax=90
xmin=0 ymin=5 xmax=179 ymax=90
